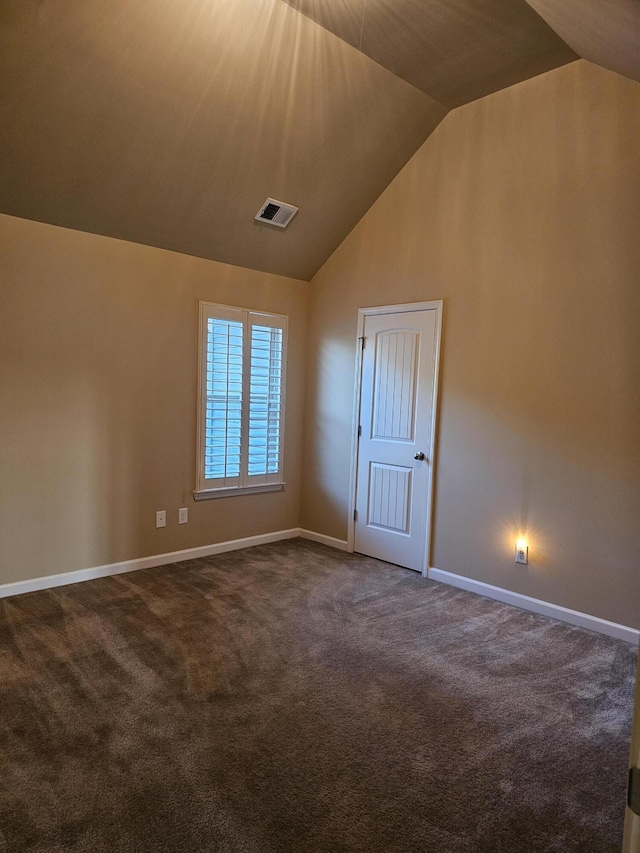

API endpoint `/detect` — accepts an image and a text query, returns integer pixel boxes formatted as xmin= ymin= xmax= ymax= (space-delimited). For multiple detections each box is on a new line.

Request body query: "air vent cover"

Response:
xmin=255 ymin=198 xmax=298 ymax=228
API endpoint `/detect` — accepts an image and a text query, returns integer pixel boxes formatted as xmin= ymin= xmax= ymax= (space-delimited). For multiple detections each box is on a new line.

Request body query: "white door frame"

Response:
xmin=346 ymin=300 xmax=444 ymax=577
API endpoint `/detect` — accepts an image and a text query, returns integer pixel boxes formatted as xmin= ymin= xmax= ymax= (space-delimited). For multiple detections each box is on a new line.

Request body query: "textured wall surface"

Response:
xmin=302 ymin=61 xmax=640 ymax=628
xmin=0 ymin=215 xmax=309 ymax=585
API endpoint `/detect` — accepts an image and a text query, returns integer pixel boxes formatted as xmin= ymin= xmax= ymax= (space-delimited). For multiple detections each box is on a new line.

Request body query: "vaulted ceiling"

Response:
xmin=1 ymin=0 xmax=638 ymax=281
xmin=281 ymin=0 xmax=577 ymax=108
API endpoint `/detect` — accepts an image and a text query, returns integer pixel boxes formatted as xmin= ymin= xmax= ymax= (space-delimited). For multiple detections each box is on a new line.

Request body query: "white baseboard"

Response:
xmin=0 ymin=528 xmax=300 ymax=600
xmin=429 ymin=567 xmax=639 ymax=646
xmin=298 ymin=529 xmax=349 ymax=551
xmin=7 ymin=537 xmax=630 ymax=647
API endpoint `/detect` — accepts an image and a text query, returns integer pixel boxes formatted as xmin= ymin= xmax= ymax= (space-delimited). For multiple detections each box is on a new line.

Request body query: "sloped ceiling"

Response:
xmin=0 ymin=0 xmax=636 ymax=281
xmin=281 ymin=0 xmax=577 ymax=108
xmin=523 ymin=0 xmax=640 ymax=85
xmin=0 ymin=0 xmax=445 ymax=281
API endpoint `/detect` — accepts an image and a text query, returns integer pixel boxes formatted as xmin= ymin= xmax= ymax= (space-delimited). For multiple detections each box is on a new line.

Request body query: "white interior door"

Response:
xmin=353 ymin=302 xmax=442 ymax=573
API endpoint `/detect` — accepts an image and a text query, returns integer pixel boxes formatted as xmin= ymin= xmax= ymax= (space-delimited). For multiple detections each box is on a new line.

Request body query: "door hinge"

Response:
xmin=357 ymin=424 xmax=362 ymax=437
xmin=358 ymin=335 xmax=365 ymax=350
xmin=628 ymin=768 xmax=640 ymax=816
xmin=353 ymin=509 xmax=358 ymax=522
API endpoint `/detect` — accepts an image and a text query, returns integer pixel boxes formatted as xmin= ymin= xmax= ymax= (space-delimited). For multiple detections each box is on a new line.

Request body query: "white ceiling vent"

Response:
xmin=255 ymin=198 xmax=298 ymax=228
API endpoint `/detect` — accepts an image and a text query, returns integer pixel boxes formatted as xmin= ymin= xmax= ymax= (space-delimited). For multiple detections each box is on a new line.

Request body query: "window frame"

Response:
xmin=194 ymin=301 xmax=287 ymax=500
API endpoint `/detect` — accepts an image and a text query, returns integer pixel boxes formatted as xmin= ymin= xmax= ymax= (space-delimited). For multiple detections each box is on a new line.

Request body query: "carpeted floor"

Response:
xmin=0 ymin=539 xmax=635 ymax=852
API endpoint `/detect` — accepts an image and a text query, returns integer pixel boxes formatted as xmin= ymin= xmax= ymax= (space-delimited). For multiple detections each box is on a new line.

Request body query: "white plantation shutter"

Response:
xmin=247 ymin=314 xmax=285 ymax=485
xmin=197 ymin=303 xmax=287 ymax=494
xmin=204 ymin=317 xmax=243 ymax=485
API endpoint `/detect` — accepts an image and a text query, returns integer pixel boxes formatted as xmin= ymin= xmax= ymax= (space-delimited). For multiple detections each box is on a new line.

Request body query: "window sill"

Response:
xmin=193 ymin=483 xmax=285 ymax=501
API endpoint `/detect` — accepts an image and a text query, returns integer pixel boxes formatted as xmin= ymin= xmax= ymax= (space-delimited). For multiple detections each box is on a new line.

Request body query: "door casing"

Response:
xmin=347 ymin=300 xmax=443 ymax=577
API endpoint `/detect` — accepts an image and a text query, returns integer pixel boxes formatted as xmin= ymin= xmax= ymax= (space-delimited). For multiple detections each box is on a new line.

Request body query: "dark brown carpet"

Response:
xmin=0 ymin=539 xmax=635 ymax=852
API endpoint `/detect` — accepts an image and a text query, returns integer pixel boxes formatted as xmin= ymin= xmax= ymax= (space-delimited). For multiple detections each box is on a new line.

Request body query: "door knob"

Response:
xmin=414 ymin=452 xmax=425 ymax=461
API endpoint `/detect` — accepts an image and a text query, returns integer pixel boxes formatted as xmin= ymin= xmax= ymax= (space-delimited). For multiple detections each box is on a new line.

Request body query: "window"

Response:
xmin=195 ymin=302 xmax=287 ymax=498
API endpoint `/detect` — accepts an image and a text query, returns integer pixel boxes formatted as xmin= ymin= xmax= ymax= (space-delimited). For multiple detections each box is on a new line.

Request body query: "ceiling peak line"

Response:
xmin=358 ymin=0 xmax=369 ymax=52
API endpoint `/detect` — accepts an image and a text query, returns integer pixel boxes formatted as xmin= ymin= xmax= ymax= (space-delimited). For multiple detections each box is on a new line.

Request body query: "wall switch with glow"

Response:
xmin=178 ymin=507 xmax=188 ymax=524
xmin=515 ymin=540 xmax=528 ymax=565
xmin=155 ymin=510 xmax=166 ymax=529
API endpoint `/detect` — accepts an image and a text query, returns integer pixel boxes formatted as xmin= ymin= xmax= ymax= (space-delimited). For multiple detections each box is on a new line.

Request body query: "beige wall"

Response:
xmin=302 ymin=60 xmax=640 ymax=628
xmin=2 ymin=59 xmax=639 ymax=629
xmin=0 ymin=215 xmax=308 ymax=585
